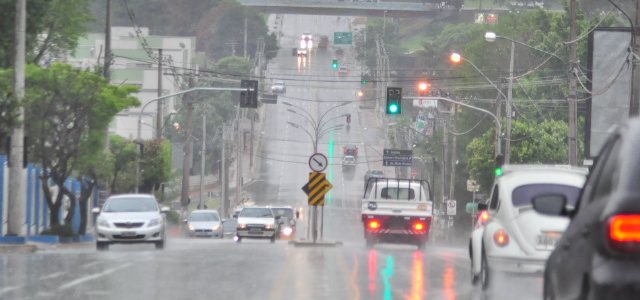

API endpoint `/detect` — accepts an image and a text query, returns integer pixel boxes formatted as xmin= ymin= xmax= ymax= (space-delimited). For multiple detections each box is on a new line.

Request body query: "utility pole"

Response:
xmin=7 ymin=0 xmax=27 ymax=236
xmin=221 ymin=124 xmax=229 ymax=217
xmin=449 ymin=112 xmax=456 ymax=201
xmin=235 ymin=106 xmax=242 ymax=210
xmin=243 ymin=17 xmax=248 ymax=58
xmin=156 ymin=48 xmax=163 ymax=139
xmin=442 ymin=115 xmax=448 ymax=207
xmin=505 ymin=41 xmax=515 ymax=164
xmin=103 ymin=0 xmax=112 ymax=80
xmin=567 ymin=0 xmax=578 ymax=165
xmin=180 ymin=78 xmax=195 ymax=209
xmin=495 ymin=83 xmax=502 ymax=156
xmin=199 ymin=114 xmax=206 ymax=208
xmin=631 ymin=0 xmax=640 ymax=116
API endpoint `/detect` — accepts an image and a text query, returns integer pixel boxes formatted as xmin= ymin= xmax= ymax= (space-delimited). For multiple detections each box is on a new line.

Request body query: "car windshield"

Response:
xmin=189 ymin=212 xmax=219 ymax=222
xmin=239 ymin=208 xmax=273 ymax=218
xmin=103 ymin=197 xmax=158 ymax=213
xmin=271 ymin=208 xmax=293 ymax=220
xmin=512 ymin=184 xmax=582 ymax=207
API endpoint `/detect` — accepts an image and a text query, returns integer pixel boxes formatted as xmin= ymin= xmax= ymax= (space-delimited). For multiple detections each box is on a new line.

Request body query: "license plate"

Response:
xmin=249 ymin=228 xmax=261 ymax=233
xmin=121 ymin=231 xmax=136 ymax=237
xmin=537 ymin=231 xmax=561 ymax=249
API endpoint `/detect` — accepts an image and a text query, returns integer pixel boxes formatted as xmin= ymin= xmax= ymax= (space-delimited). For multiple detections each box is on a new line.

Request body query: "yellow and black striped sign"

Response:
xmin=301 ymin=172 xmax=333 ymax=206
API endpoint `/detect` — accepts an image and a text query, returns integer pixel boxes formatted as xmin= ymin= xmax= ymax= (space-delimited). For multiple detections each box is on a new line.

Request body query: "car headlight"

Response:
xmin=188 ymin=223 xmax=195 ymax=231
xmin=281 ymin=227 xmax=293 ymax=236
xmin=147 ymin=218 xmax=161 ymax=227
xmin=238 ymin=223 xmax=247 ymax=229
xmin=265 ymin=223 xmax=274 ymax=229
xmin=97 ymin=218 xmax=110 ymax=228
xmin=212 ymin=224 xmax=221 ymax=231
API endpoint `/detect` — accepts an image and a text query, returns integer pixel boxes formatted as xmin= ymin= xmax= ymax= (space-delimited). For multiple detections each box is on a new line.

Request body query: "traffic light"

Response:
xmin=240 ymin=79 xmax=258 ymax=108
xmin=360 ymin=73 xmax=369 ymax=85
xmin=417 ymin=81 xmax=430 ymax=96
xmin=495 ymin=154 xmax=505 ymax=176
xmin=386 ymin=87 xmax=402 ymax=115
xmin=449 ymin=52 xmax=462 ymax=64
xmin=332 ymin=59 xmax=339 ymax=71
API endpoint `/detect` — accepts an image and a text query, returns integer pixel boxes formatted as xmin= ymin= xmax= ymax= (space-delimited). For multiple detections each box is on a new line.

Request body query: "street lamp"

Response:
xmin=484 ymin=31 xmax=568 ymax=165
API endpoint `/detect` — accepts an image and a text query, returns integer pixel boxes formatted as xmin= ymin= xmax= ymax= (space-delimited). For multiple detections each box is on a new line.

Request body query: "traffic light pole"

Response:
xmin=406 ymin=96 xmax=502 ymax=155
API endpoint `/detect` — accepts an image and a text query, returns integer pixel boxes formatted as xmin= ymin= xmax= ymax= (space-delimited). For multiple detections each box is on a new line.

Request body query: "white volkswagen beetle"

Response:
xmin=469 ymin=165 xmax=587 ymax=290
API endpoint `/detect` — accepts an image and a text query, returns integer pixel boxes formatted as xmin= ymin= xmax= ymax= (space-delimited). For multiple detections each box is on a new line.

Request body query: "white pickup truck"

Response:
xmin=361 ymin=178 xmax=433 ymax=249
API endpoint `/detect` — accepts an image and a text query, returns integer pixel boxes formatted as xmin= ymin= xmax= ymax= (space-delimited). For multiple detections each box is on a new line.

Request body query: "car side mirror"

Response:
xmin=233 ymin=214 xmax=238 ymax=219
xmin=477 ymin=203 xmax=488 ymax=211
xmin=222 ymin=219 xmax=227 ymax=223
xmin=532 ymin=194 xmax=568 ymax=216
xmin=275 ymin=215 xmax=281 ymax=220
xmin=295 ymin=211 xmax=300 ymax=219
xmin=182 ymin=218 xmax=188 ymax=223
xmin=91 ymin=207 xmax=100 ymax=214
xmin=160 ymin=206 xmax=170 ymax=213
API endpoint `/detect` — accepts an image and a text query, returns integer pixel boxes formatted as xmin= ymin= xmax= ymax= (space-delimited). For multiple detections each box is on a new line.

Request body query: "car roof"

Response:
xmin=497 ymin=165 xmax=587 ymax=190
xmin=107 ymin=194 xmax=155 ymax=200
xmin=190 ymin=209 xmax=219 ymax=214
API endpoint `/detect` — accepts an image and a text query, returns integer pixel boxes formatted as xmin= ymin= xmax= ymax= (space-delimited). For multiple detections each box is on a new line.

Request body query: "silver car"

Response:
xmin=186 ymin=210 xmax=223 ymax=238
xmin=93 ymin=194 xmax=169 ymax=250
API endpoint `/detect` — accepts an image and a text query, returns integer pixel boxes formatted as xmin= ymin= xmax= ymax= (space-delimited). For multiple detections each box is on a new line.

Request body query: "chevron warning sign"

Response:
xmin=301 ymin=172 xmax=333 ymax=206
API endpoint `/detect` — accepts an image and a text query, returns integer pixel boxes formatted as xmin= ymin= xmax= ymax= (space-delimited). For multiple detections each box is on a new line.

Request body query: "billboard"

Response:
xmin=586 ymin=28 xmax=632 ymax=158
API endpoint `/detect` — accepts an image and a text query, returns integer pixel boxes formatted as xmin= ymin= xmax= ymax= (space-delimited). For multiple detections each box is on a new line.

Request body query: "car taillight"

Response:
xmin=368 ymin=220 xmax=381 ymax=230
xmin=608 ymin=214 xmax=640 ymax=252
xmin=478 ymin=210 xmax=489 ymax=225
xmin=413 ymin=222 xmax=426 ymax=232
xmin=493 ymin=229 xmax=509 ymax=247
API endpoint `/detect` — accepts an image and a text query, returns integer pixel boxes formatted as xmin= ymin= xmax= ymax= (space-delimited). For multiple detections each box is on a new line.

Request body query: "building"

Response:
xmin=65 ymin=26 xmax=197 ymax=140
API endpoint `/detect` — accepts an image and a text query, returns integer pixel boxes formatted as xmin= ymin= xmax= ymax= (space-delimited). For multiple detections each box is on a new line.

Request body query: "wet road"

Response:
xmin=0 ymin=14 xmax=543 ymax=300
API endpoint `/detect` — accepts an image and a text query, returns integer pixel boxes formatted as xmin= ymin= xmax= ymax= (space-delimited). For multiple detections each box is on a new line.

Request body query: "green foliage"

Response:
xmin=165 ymin=210 xmax=181 ymax=225
xmin=0 ymin=69 xmax=18 ymax=150
xmin=466 ymin=119 xmax=569 ymax=193
xmin=0 ymin=0 xmax=93 ymax=67
xmin=139 ymin=139 xmax=172 ymax=193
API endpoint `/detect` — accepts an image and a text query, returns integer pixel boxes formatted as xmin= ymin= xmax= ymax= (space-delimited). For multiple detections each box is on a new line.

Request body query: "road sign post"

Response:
xmin=301 ymin=171 xmax=333 ymax=243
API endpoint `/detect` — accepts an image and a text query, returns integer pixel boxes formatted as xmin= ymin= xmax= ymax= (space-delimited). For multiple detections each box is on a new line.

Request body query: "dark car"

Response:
xmin=533 ymin=119 xmax=640 ymax=300
xmin=364 ymin=170 xmax=384 ymax=189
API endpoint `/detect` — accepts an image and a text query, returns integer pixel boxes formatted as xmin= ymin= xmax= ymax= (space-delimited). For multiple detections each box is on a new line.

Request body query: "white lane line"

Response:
xmin=58 ymin=263 xmax=131 ymax=291
xmin=0 ymin=285 xmax=22 ymax=296
xmin=81 ymin=261 xmax=101 ymax=269
xmin=38 ymin=271 xmax=65 ymax=280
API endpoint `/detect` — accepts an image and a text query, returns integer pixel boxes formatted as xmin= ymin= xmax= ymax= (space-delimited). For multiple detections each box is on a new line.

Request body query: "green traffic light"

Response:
xmin=387 ymin=102 xmax=400 ymax=114
xmin=332 ymin=59 xmax=339 ymax=70
xmin=495 ymin=167 xmax=503 ymax=176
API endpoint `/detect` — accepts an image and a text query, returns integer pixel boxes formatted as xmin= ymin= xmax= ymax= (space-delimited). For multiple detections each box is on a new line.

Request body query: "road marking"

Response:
xmin=0 ymin=285 xmax=22 ymax=296
xmin=38 ymin=271 xmax=65 ymax=280
xmin=58 ymin=263 xmax=131 ymax=291
xmin=81 ymin=261 xmax=102 ymax=269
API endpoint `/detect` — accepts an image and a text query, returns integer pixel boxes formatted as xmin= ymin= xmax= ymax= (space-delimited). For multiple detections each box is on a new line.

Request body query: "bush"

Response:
xmin=165 ymin=210 xmax=180 ymax=225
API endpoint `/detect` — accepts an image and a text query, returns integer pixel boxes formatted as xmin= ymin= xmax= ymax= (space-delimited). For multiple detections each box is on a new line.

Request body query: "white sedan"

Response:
xmin=469 ymin=165 xmax=587 ymax=290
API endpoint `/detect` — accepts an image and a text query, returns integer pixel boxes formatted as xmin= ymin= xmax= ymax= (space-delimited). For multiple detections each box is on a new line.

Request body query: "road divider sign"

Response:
xmin=301 ymin=172 xmax=333 ymax=206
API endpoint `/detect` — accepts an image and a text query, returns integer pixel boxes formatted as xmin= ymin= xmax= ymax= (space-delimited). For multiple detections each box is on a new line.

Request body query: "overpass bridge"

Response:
xmin=237 ymin=0 xmax=469 ymax=18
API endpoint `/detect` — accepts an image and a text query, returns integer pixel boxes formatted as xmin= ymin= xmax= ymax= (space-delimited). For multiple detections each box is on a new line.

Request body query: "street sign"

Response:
xmin=240 ymin=79 xmax=258 ymax=108
xmin=383 ymin=149 xmax=413 ymax=167
xmin=333 ymin=32 xmax=352 ymax=44
xmin=412 ymin=99 xmax=437 ymax=108
xmin=466 ymin=179 xmax=480 ymax=192
xmin=301 ymin=172 xmax=333 ymax=206
xmin=308 ymin=153 xmax=328 ymax=172
xmin=447 ymin=199 xmax=457 ymax=216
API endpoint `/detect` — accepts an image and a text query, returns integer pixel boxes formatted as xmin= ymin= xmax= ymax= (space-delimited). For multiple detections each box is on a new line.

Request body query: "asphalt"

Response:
xmin=0 ymin=14 xmax=543 ymax=300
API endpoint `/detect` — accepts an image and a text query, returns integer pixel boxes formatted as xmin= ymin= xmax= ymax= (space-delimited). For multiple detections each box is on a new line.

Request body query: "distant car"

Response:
xmin=93 ymin=194 xmax=169 ymax=250
xmin=469 ymin=165 xmax=587 ymax=290
xmin=235 ymin=207 xmax=279 ymax=243
xmin=342 ymin=155 xmax=356 ymax=170
xmin=185 ymin=210 xmax=223 ymax=238
xmin=338 ymin=66 xmax=348 ymax=76
xmin=271 ymin=81 xmax=286 ymax=94
xmin=301 ymin=33 xmax=313 ymax=49
xmin=536 ymin=119 xmax=640 ymax=300
xmin=343 ymin=144 xmax=358 ymax=157
xmin=297 ymin=48 xmax=308 ymax=56
xmin=364 ymin=170 xmax=385 ymax=189
xmin=270 ymin=206 xmax=297 ymax=240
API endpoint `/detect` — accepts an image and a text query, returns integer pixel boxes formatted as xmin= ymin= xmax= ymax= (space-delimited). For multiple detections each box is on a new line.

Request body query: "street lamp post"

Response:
xmin=484 ymin=31 xmax=570 ymax=164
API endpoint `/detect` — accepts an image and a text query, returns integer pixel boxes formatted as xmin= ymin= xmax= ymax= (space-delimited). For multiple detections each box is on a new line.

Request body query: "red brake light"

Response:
xmin=608 ymin=214 xmax=640 ymax=253
xmin=368 ymin=220 xmax=381 ymax=230
xmin=413 ymin=222 xmax=425 ymax=231
xmin=479 ymin=210 xmax=489 ymax=224
xmin=493 ymin=229 xmax=509 ymax=247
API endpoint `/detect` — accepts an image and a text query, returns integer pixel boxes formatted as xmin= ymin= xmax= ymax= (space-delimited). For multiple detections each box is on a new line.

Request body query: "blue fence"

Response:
xmin=0 ymin=155 xmax=97 ymax=237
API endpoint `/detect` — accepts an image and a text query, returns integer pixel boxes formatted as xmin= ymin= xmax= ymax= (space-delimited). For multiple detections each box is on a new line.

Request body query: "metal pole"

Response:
xmin=156 ymin=48 xmax=163 ymax=139
xmin=505 ymin=41 xmax=514 ymax=164
xmin=7 ymin=0 xmax=27 ymax=236
xmin=235 ymin=106 xmax=242 ymax=209
xmin=199 ymin=114 xmax=206 ymax=208
xmin=180 ymin=78 xmax=195 ymax=209
xmin=631 ymin=0 xmax=640 ymax=116
xmin=568 ymin=0 xmax=579 ymax=165
xmin=243 ymin=17 xmax=248 ymax=58
xmin=103 ymin=0 xmax=111 ymax=80
xmin=221 ymin=125 xmax=227 ymax=217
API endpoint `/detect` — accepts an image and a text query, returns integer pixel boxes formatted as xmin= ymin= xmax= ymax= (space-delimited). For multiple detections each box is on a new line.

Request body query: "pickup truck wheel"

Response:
xmin=481 ymin=247 xmax=491 ymax=290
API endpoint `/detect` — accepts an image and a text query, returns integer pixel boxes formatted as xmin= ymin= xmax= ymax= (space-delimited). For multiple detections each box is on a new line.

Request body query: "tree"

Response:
xmin=0 ymin=69 xmax=18 ymax=150
xmin=22 ymin=63 xmax=139 ymax=229
xmin=0 ymin=0 xmax=93 ymax=67
xmin=107 ymin=135 xmax=138 ymax=194
xmin=139 ymin=139 xmax=172 ymax=193
xmin=466 ymin=119 xmax=570 ymax=193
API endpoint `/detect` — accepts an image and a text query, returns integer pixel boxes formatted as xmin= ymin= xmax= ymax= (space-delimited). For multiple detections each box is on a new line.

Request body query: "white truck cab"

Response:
xmin=361 ymin=178 xmax=433 ymax=249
